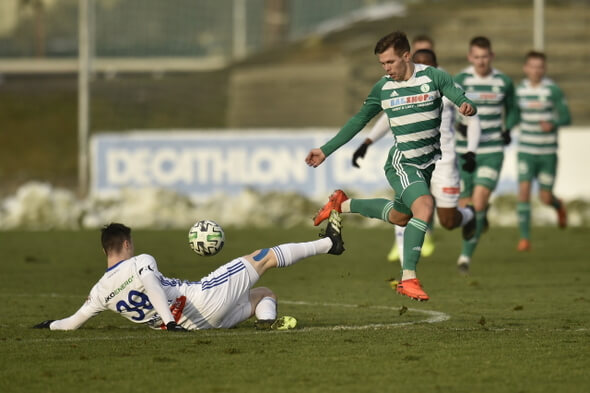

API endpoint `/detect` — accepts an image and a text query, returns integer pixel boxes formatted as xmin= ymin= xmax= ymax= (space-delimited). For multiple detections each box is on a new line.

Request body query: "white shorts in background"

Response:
xmin=181 ymin=258 xmax=260 ymax=329
xmin=430 ymin=158 xmax=460 ymax=208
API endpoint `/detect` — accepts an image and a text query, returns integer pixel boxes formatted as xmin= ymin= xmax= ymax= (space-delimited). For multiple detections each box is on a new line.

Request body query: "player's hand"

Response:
xmin=352 ymin=142 xmax=370 ymax=168
xmin=33 ymin=320 xmax=55 ymax=329
xmin=501 ymin=130 xmax=512 ymax=145
xmin=461 ymin=152 xmax=476 ymax=173
xmin=458 ymin=102 xmax=476 ymax=116
xmin=166 ymin=321 xmax=187 ymax=332
xmin=305 ymin=148 xmax=326 ymax=168
xmin=539 ymin=121 xmax=554 ymax=133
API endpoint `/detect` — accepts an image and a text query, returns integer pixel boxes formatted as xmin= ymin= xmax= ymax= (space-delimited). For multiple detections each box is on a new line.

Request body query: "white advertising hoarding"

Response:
xmin=91 ymin=128 xmax=589 ymax=200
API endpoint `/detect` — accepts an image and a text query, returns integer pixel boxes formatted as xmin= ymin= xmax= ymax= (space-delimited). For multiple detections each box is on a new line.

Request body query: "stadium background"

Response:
xmin=0 ymin=0 xmax=589 ymax=229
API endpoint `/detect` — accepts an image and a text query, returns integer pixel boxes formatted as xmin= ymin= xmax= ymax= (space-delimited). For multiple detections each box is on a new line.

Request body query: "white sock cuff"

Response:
xmin=255 ymin=296 xmax=277 ymax=320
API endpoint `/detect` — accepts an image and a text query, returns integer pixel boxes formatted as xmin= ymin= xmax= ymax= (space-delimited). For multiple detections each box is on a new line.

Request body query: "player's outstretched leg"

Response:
xmin=555 ymin=198 xmax=567 ymax=228
xmin=313 ymin=190 xmax=349 ymax=226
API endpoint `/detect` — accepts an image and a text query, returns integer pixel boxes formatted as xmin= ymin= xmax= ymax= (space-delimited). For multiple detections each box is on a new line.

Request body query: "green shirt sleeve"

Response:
xmin=320 ymin=80 xmax=384 ymax=157
xmin=503 ymin=76 xmax=519 ymax=130
xmin=432 ymin=68 xmax=476 ymax=111
xmin=551 ymin=84 xmax=572 ymax=127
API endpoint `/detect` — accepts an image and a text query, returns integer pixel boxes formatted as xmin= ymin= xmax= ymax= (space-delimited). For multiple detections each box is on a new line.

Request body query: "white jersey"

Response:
xmin=50 ymin=254 xmax=258 ymax=331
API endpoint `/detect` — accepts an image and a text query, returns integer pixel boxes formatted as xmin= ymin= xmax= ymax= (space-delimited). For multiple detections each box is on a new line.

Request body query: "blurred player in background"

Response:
xmin=34 ymin=216 xmax=344 ymax=331
xmin=454 ymin=36 xmax=519 ymax=274
xmin=515 ymin=50 xmax=571 ymax=251
xmin=351 ymin=49 xmax=481 ymax=275
xmin=412 ymin=34 xmax=435 ymax=53
xmin=306 ymin=31 xmax=477 ymax=301
xmin=352 ymin=35 xmax=439 ymax=262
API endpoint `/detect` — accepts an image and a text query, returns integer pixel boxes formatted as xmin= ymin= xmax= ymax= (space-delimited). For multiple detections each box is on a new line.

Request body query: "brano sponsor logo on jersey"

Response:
xmin=104 ymin=276 xmax=134 ymax=303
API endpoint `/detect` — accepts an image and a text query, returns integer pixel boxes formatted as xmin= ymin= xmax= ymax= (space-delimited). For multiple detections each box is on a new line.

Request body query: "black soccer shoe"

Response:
xmin=320 ymin=210 xmax=345 ymax=255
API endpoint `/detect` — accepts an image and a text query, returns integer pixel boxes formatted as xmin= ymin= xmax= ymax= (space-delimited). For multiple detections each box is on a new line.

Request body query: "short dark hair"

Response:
xmin=412 ymin=49 xmax=438 ymax=67
xmin=525 ymin=50 xmax=546 ymax=62
xmin=470 ymin=36 xmax=492 ymax=50
xmin=374 ymin=31 xmax=410 ymax=56
xmin=101 ymin=223 xmax=131 ymax=255
xmin=412 ymin=34 xmax=434 ymax=47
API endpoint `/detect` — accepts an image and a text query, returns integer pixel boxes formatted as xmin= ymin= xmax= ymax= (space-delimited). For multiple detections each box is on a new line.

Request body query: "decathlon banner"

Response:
xmin=90 ymin=128 xmax=588 ymax=200
xmin=90 ymin=129 xmax=393 ymax=200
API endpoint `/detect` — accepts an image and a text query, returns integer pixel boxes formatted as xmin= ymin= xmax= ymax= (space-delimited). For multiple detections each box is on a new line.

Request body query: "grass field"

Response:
xmin=1 ymin=225 xmax=588 ymax=393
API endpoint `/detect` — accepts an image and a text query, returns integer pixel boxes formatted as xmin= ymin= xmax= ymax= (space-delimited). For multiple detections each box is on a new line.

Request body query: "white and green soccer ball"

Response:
xmin=188 ymin=220 xmax=225 ymax=256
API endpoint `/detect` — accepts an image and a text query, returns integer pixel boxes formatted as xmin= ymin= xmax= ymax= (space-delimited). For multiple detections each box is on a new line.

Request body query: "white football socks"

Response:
xmin=255 ymin=296 xmax=277 ymax=321
xmin=272 ymin=239 xmax=332 ymax=268
xmin=341 ymin=199 xmax=351 ymax=213
xmin=401 ymin=269 xmax=417 ymax=281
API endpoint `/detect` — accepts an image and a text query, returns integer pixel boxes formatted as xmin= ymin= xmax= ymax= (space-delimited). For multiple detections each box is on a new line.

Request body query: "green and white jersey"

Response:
xmin=321 ymin=64 xmax=474 ymax=169
xmin=454 ymin=66 xmax=518 ymax=155
xmin=516 ymin=77 xmax=571 ymax=155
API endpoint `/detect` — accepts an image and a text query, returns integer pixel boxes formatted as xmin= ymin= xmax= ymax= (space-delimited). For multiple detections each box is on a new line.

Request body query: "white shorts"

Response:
xmin=180 ymin=258 xmax=260 ymax=329
xmin=430 ymin=158 xmax=460 ymax=208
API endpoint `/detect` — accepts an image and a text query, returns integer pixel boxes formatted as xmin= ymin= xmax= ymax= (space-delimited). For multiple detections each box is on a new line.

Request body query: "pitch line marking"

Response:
xmin=9 ymin=295 xmax=450 ymax=342
xmin=280 ymin=300 xmax=450 ymax=331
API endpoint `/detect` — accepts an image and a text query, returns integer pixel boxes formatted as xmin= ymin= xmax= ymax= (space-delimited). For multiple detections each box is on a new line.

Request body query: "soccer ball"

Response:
xmin=188 ymin=220 xmax=225 ymax=256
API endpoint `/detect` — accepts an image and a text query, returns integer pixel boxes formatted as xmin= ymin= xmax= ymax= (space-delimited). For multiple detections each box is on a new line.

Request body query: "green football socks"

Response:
xmin=350 ymin=198 xmax=394 ymax=222
xmin=402 ymin=218 xmax=428 ymax=271
xmin=517 ymin=202 xmax=531 ymax=240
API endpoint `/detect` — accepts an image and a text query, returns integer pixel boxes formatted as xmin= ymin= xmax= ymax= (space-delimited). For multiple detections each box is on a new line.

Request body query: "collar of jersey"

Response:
xmin=107 ymin=259 xmax=129 ymax=272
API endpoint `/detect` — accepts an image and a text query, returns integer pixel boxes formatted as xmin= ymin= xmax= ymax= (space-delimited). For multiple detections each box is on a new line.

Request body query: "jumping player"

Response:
xmin=305 ymin=31 xmax=477 ymax=301
xmin=351 ymin=49 xmax=481 ymax=269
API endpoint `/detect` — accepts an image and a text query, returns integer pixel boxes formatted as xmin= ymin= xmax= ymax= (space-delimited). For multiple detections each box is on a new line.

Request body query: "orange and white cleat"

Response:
xmin=557 ymin=200 xmax=567 ymax=228
xmin=396 ymin=278 xmax=429 ymax=301
xmin=517 ymin=238 xmax=531 ymax=252
xmin=313 ymin=189 xmax=349 ymax=226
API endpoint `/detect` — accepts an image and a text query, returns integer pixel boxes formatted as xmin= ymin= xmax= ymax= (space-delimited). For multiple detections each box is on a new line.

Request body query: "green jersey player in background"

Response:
xmin=306 ymin=31 xmax=477 ymax=301
xmin=454 ymin=36 xmax=519 ymax=274
xmin=515 ymin=50 xmax=571 ymax=252
xmin=34 ymin=217 xmax=344 ymax=331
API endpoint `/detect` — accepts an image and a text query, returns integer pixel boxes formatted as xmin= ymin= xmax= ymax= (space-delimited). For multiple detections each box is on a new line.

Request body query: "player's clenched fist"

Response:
xmin=458 ymin=102 xmax=476 ymax=116
xmin=305 ymin=148 xmax=326 ymax=168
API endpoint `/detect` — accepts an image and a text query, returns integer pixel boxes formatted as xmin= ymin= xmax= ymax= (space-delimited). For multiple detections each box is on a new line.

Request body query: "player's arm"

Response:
xmin=433 ymin=68 xmax=477 ymax=116
xmin=136 ymin=256 xmax=184 ymax=331
xmin=503 ymin=77 xmax=519 ymax=131
xmin=320 ymin=82 xmax=383 ymax=157
xmin=552 ymin=85 xmax=571 ymax=127
xmin=352 ymin=113 xmax=390 ymax=168
xmin=33 ymin=285 xmax=105 ymax=330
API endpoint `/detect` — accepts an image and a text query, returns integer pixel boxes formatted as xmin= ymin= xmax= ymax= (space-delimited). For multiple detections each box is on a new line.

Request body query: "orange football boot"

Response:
xmin=396 ymin=278 xmax=429 ymax=301
xmin=313 ymin=190 xmax=349 ymax=226
xmin=517 ymin=239 xmax=531 ymax=252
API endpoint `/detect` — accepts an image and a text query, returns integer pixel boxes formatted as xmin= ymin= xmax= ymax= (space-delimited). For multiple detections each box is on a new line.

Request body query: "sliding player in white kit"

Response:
xmin=352 ymin=49 xmax=481 ymax=266
xmin=33 ymin=217 xmax=344 ymax=332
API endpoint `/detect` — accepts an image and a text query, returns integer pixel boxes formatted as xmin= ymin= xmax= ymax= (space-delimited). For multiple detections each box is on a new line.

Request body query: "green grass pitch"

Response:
xmin=1 ymin=225 xmax=588 ymax=393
